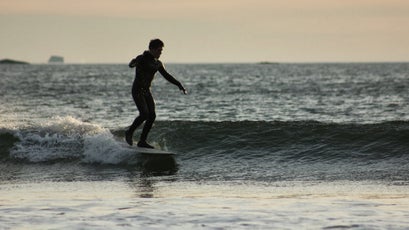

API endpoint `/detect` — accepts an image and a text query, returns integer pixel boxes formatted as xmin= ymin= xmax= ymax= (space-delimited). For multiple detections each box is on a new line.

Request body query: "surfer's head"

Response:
xmin=149 ymin=39 xmax=164 ymax=59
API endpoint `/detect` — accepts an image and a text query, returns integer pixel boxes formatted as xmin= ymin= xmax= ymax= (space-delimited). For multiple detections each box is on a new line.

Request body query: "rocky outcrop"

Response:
xmin=48 ymin=56 xmax=64 ymax=64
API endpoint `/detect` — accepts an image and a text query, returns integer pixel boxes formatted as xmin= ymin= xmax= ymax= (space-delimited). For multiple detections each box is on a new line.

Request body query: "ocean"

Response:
xmin=1 ymin=63 xmax=408 ymax=229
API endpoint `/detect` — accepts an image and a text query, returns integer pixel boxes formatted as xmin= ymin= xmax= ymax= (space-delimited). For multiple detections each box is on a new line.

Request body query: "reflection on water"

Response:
xmin=127 ymin=155 xmax=178 ymax=198
xmin=138 ymin=155 xmax=178 ymax=176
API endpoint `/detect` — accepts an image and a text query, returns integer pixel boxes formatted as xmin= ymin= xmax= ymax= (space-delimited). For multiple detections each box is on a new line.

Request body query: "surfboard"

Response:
xmin=135 ymin=147 xmax=176 ymax=156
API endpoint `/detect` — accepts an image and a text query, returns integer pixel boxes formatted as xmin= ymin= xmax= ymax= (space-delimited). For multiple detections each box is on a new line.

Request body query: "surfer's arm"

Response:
xmin=129 ymin=55 xmax=143 ymax=68
xmin=129 ymin=58 xmax=137 ymax=68
xmin=159 ymin=64 xmax=187 ymax=94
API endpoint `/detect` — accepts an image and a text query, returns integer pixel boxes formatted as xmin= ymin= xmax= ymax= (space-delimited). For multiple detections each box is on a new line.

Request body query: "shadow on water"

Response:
xmin=137 ymin=155 xmax=178 ymax=176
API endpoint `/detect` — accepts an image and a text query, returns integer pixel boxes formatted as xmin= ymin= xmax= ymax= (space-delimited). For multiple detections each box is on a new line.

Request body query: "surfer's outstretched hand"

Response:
xmin=179 ymin=85 xmax=188 ymax=95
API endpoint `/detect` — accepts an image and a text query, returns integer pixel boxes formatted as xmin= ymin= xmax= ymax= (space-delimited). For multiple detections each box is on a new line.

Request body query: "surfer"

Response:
xmin=125 ymin=39 xmax=187 ymax=148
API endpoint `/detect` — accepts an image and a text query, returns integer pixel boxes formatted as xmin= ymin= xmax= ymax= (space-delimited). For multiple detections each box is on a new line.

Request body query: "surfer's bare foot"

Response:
xmin=137 ymin=140 xmax=154 ymax=149
xmin=125 ymin=130 xmax=133 ymax=146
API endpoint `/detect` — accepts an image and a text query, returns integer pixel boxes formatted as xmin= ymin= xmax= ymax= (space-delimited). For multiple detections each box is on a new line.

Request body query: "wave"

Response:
xmin=142 ymin=120 xmax=409 ymax=161
xmin=0 ymin=117 xmax=137 ymax=165
xmin=1 ymin=117 xmax=409 ymax=165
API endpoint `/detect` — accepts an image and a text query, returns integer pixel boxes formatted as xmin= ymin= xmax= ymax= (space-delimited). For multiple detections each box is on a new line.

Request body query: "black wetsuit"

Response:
xmin=126 ymin=51 xmax=183 ymax=146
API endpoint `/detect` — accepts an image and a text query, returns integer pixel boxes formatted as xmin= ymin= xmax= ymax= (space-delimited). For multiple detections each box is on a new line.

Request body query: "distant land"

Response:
xmin=258 ymin=61 xmax=279 ymax=65
xmin=48 ymin=55 xmax=64 ymax=64
xmin=0 ymin=59 xmax=29 ymax=65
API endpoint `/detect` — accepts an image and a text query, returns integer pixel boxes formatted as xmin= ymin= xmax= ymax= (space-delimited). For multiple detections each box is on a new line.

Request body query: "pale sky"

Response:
xmin=1 ymin=0 xmax=409 ymax=63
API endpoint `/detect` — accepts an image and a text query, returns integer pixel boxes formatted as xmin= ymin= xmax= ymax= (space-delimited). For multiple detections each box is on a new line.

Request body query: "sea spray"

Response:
xmin=9 ymin=116 xmax=119 ymax=163
xmin=82 ymin=132 xmax=136 ymax=165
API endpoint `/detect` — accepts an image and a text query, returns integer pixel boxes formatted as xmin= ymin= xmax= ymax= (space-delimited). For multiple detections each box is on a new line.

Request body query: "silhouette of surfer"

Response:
xmin=125 ymin=39 xmax=187 ymax=148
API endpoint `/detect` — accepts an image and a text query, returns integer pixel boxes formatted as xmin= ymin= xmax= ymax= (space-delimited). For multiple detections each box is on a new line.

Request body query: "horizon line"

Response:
xmin=21 ymin=61 xmax=409 ymax=65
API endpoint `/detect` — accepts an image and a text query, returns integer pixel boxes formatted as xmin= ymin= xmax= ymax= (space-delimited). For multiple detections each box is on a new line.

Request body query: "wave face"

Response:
xmin=150 ymin=120 xmax=409 ymax=182
xmin=1 ymin=117 xmax=408 ymax=182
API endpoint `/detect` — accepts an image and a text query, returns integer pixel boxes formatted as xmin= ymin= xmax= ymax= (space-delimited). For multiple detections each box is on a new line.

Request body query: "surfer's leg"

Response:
xmin=138 ymin=93 xmax=156 ymax=148
xmin=125 ymin=93 xmax=149 ymax=145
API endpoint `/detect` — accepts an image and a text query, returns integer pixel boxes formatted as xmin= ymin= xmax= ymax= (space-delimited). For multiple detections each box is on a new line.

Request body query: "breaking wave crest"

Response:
xmin=1 ymin=117 xmax=409 ymax=166
xmin=1 ymin=116 xmax=135 ymax=164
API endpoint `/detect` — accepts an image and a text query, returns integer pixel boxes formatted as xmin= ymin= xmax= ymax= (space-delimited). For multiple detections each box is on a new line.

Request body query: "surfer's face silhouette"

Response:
xmin=150 ymin=47 xmax=163 ymax=59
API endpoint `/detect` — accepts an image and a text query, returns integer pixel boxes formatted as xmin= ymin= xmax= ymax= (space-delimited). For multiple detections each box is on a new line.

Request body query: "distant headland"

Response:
xmin=257 ymin=61 xmax=279 ymax=65
xmin=0 ymin=59 xmax=30 ymax=65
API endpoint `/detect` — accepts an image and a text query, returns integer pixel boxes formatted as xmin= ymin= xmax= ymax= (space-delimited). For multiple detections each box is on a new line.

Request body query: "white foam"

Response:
xmin=10 ymin=116 xmax=134 ymax=164
xmin=82 ymin=132 xmax=135 ymax=165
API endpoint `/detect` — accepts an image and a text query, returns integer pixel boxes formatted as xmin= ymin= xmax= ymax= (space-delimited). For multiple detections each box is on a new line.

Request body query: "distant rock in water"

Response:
xmin=48 ymin=55 xmax=64 ymax=64
xmin=0 ymin=59 xmax=29 ymax=65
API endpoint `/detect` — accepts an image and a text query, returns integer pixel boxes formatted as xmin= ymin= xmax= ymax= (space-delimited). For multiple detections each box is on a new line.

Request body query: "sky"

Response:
xmin=1 ymin=0 xmax=409 ymax=63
